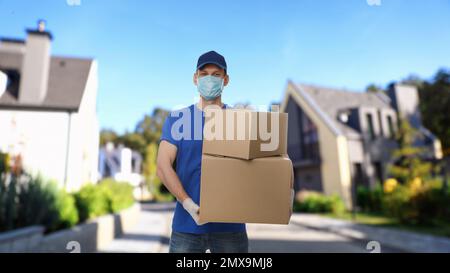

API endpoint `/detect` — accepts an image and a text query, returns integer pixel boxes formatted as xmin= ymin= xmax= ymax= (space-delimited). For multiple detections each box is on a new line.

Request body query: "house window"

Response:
xmin=301 ymin=111 xmax=319 ymax=160
xmin=373 ymin=161 xmax=383 ymax=184
xmin=378 ymin=111 xmax=384 ymax=137
xmin=387 ymin=116 xmax=395 ymax=139
xmin=366 ymin=113 xmax=376 ymax=140
xmin=353 ymin=163 xmax=365 ymax=187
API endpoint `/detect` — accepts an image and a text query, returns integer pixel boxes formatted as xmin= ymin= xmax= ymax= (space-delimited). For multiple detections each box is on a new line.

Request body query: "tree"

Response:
xmin=142 ymin=143 xmax=160 ymax=194
xmin=117 ymin=132 xmax=147 ymax=157
xmin=401 ymin=74 xmax=424 ymax=89
xmin=135 ymin=108 xmax=169 ymax=144
xmin=388 ymin=119 xmax=433 ymax=184
xmin=366 ymin=84 xmax=384 ymax=93
xmin=419 ymin=69 xmax=450 ymax=154
xmin=99 ymin=129 xmax=118 ymax=146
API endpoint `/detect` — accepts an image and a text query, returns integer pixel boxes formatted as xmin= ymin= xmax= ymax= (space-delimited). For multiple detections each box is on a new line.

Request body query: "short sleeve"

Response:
xmin=160 ymin=115 xmax=180 ymax=148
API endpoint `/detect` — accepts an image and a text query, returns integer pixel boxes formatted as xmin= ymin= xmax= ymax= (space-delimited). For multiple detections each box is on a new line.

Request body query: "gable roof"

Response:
xmin=0 ymin=51 xmax=93 ymax=112
xmin=290 ymin=83 xmax=394 ymax=139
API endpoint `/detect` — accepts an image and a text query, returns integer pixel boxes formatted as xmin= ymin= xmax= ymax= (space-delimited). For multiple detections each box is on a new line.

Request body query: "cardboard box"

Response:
xmin=202 ymin=109 xmax=288 ymax=160
xmin=199 ymin=154 xmax=293 ymax=225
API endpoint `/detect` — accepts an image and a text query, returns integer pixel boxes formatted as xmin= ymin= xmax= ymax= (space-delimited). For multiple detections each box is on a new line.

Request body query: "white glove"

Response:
xmin=182 ymin=198 xmax=204 ymax=226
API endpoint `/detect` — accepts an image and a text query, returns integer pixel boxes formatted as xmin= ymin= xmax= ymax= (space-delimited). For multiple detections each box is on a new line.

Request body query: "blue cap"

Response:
xmin=197 ymin=51 xmax=227 ymax=72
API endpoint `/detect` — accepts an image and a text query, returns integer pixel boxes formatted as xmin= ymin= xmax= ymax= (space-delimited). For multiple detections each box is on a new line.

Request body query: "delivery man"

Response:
xmin=156 ymin=51 xmax=248 ymax=253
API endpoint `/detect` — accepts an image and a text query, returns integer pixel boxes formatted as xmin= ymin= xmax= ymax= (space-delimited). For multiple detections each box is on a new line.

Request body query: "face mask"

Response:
xmin=197 ymin=74 xmax=224 ymax=101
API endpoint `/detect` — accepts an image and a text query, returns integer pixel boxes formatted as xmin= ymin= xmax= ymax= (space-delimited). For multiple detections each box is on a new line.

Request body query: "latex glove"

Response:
xmin=182 ymin=198 xmax=205 ymax=226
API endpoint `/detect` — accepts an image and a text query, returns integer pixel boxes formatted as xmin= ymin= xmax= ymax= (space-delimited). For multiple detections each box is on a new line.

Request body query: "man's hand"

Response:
xmin=182 ymin=198 xmax=205 ymax=226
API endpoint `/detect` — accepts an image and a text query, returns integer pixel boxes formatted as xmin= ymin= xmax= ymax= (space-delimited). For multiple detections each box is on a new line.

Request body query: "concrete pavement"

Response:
xmin=100 ymin=202 xmax=410 ymax=253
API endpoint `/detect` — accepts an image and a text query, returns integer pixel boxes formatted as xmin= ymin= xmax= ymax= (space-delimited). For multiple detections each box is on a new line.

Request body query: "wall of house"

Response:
xmin=0 ymin=110 xmax=70 ymax=188
xmin=361 ymin=107 xmax=398 ymax=186
xmin=282 ymin=83 xmax=353 ymax=208
xmin=294 ymin=166 xmax=323 ymax=192
xmin=65 ymin=61 xmax=99 ymax=192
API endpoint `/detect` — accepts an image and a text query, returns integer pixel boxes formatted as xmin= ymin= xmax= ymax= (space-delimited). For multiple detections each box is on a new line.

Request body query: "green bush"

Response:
xmin=382 ymin=184 xmax=416 ymax=224
xmin=1 ymin=174 xmax=79 ymax=233
xmin=1 ymin=171 xmax=134 ymax=233
xmin=74 ymin=179 xmax=135 ymax=223
xmin=381 ymin=182 xmax=450 ymax=225
xmin=73 ymin=184 xmax=110 ymax=222
xmin=409 ymin=187 xmax=450 ymax=225
xmin=54 ymin=191 xmax=79 ymax=230
xmin=294 ymin=192 xmax=346 ymax=215
xmin=98 ymin=179 xmax=134 ymax=213
xmin=357 ymin=184 xmax=384 ymax=213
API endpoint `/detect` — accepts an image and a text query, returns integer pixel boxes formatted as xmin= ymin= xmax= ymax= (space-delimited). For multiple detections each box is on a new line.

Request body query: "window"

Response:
xmin=373 ymin=162 xmax=383 ymax=184
xmin=301 ymin=111 xmax=319 ymax=160
xmin=353 ymin=163 xmax=364 ymax=187
xmin=387 ymin=116 xmax=395 ymax=139
xmin=366 ymin=113 xmax=376 ymax=140
xmin=378 ymin=111 xmax=384 ymax=137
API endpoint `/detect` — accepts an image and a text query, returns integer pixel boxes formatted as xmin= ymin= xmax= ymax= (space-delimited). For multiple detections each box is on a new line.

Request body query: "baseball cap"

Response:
xmin=196 ymin=51 xmax=227 ymax=73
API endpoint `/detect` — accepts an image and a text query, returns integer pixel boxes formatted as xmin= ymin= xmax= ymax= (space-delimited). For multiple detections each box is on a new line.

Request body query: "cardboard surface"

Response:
xmin=202 ymin=109 xmax=288 ymax=160
xmin=199 ymin=154 xmax=293 ymax=225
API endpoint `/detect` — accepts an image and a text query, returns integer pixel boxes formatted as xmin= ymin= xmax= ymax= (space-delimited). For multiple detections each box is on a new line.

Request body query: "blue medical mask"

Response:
xmin=197 ymin=74 xmax=224 ymax=101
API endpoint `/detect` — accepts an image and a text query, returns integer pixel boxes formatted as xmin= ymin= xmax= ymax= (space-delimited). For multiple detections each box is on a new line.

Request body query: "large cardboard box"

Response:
xmin=202 ymin=109 xmax=288 ymax=160
xmin=199 ymin=154 xmax=293 ymax=225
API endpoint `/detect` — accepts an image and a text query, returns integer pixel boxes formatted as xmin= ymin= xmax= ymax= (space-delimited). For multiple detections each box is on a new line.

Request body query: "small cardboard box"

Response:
xmin=199 ymin=154 xmax=293 ymax=225
xmin=202 ymin=109 xmax=288 ymax=160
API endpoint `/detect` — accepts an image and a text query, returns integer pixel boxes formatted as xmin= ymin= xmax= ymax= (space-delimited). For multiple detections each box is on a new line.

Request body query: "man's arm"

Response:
xmin=157 ymin=140 xmax=204 ymax=225
xmin=156 ymin=140 xmax=189 ymax=202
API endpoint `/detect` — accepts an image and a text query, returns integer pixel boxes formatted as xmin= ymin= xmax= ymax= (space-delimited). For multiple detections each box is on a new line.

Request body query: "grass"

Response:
xmin=324 ymin=211 xmax=450 ymax=238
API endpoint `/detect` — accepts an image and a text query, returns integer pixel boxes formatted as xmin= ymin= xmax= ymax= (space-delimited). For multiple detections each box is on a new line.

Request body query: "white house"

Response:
xmin=98 ymin=142 xmax=143 ymax=187
xmin=0 ymin=21 xmax=99 ymax=192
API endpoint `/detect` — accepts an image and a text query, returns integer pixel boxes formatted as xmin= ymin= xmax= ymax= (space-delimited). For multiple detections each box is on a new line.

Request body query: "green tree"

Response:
xmin=366 ymin=84 xmax=384 ymax=93
xmin=100 ymin=129 xmax=118 ymax=146
xmin=388 ymin=119 xmax=433 ymax=184
xmin=117 ymin=132 xmax=147 ymax=157
xmin=135 ymin=108 xmax=169 ymax=144
xmin=419 ymin=69 xmax=450 ymax=154
xmin=143 ymin=143 xmax=160 ymax=194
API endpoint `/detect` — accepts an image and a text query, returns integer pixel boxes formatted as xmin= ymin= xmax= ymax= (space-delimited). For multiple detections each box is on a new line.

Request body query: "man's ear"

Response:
xmin=224 ymin=74 xmax=229 ymax=87
xmin=193 ymin=72 xmax=198 ymax=86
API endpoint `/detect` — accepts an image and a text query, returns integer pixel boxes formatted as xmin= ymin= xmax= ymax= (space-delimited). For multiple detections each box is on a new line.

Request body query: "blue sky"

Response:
xmin=1 ymin=0 xmax=449 ymax=133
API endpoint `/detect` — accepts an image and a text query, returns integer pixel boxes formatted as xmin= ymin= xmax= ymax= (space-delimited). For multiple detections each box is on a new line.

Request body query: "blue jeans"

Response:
xmin=169 ymin=231 xmax=249 ymax=253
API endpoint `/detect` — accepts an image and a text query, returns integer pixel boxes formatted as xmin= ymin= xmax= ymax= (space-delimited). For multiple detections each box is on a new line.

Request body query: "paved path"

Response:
xmin=101 ymin=202 xmax=403 ymax=253
xmin=98 ymin=203 xmax=172 ymax=253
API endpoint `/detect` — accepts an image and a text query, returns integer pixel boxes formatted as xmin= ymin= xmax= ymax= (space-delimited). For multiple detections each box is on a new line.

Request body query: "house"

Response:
xmin=98 ymin=142 xmax=143 ymax=187
xmin=280 ymin=81 xmax=442 ymax=208
xmin=0 ymin=21 xmax=99 ymax=192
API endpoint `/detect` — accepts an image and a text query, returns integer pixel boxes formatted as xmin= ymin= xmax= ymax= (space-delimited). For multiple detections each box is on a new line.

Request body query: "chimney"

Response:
xmin=19 ymin=20 xmax=53 ymax=104
xmin=387 ymin=84 xmax=422 ymax=128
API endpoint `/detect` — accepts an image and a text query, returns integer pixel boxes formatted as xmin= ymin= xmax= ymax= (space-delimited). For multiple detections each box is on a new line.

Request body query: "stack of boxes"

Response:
xmin=198 ymin=108 xmax=294 ymax=225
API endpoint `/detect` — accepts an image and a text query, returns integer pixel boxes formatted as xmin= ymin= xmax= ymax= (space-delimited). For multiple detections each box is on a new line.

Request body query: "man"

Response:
xmin=156 ymin=51 xmax=248 ymax=253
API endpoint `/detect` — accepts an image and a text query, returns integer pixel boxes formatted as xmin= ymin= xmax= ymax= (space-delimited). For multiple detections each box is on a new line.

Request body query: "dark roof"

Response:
xmin=0 ymin=38 xmax=25 ymax=44
xmin=293 ymin=83 xmax=394 ymax=138
xmin=0 ymin=51 xmax=93 ymax=112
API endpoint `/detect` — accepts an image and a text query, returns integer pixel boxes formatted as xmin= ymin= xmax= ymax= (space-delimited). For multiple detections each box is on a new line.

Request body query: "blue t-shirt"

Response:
xmin=160 ymin=104 xmax=246 ymax=234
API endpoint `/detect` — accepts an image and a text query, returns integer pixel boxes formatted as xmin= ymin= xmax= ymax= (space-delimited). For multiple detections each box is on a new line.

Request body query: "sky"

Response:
xmin=0 ymin=0 xmax=449 ymax=134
